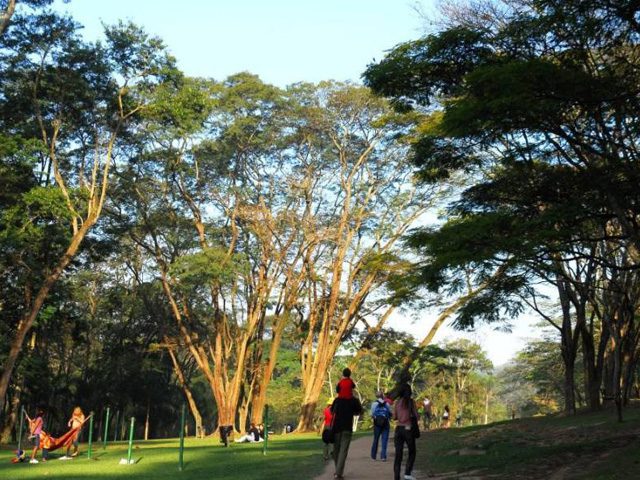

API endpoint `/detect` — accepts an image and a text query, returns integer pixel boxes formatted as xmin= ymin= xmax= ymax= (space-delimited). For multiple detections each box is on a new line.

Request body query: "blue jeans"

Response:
xmin=371 ymin=424 xmax=390 ymax=460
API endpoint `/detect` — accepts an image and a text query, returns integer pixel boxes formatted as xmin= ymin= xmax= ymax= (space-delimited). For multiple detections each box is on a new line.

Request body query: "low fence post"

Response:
xmin=178 ymin=403 xmax=186 ymax=471
xmin=87 ymin=413 xmax=94 ymax=459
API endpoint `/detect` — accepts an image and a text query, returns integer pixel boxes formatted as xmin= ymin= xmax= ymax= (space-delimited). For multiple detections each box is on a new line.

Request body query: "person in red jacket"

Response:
xmin=322 ymin=398 xmax=334 ymax=461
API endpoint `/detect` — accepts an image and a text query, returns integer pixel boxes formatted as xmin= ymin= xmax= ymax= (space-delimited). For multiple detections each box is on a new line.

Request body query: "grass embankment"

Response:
xmin=0 ymin=433 xmax=326 ymax=480
xmin=416 ymin=404 xmax=640 ymax=479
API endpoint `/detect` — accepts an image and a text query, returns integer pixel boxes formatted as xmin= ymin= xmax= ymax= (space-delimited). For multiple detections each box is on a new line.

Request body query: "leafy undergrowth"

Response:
xmin=0 ymin=433 xmax=326 ymax=480
xmin=415 ymin=403 xmax=640 ymax=479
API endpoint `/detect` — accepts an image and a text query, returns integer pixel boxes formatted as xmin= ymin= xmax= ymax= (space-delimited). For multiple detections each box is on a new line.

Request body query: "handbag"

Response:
xmin=322 ymin=427 xmax=335 ymax=444
xmin=410 ymin=415 xmax=421 ymax=438
xmin=410 ymin=401 xmax=421 ymax=438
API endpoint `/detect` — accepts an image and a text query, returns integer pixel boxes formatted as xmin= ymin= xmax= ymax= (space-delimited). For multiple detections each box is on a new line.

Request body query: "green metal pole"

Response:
xmin=126 ymin=417 xmax=135 ymax=464
xmin=87 ymin=412 xmax=94 ymax=459
xmin=113 ymin=410 xmax=120 ymax=442
xmin=178 ymin=403 xmax=186 ymax=471
xmin=103 ymin=407 xmax=110 ymax=449
xmin=18 ymin=406 xmax=25 ymax=452
xmin=263 ymin=404 xmax=269 ymax=456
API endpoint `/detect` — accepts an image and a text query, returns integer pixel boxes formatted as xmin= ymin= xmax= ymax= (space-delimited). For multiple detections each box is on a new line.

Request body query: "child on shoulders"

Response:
xmin=336 ymin=367 xmax=357 ymax=399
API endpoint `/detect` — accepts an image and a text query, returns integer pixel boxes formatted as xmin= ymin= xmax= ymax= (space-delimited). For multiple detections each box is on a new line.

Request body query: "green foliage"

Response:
xmin=363 ymin=0 xmax=640 ymax=337
xmin=496 ymin=331 xmax=584 ymax=416
xmin=169 ymin=247 xmax=248 ymax=287
xmin=266 ymin=346 xmax=304 ymax=430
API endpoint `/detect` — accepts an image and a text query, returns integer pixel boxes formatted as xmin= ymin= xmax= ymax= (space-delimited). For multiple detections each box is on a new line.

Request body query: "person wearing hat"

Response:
xmin=322 ymin=398 xmax=334 ymax=461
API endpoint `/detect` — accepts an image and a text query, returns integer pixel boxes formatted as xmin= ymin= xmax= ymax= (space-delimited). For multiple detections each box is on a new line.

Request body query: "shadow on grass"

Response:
xmin=414 ymin=404 xmax=640 ymax=480
xmin=0 ymin=434 xmax=327 ymax=480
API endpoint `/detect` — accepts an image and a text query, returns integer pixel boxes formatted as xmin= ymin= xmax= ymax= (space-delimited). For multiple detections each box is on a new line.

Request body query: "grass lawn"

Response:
xmin=0 ymin=433 xmax=327 ymax=480
xmin=414 ymin=403 xmax=640 ymax=479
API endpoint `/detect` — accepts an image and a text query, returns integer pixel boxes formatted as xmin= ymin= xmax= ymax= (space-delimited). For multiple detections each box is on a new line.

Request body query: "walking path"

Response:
xmin=313 ymin=434 xmax=424 ymax=480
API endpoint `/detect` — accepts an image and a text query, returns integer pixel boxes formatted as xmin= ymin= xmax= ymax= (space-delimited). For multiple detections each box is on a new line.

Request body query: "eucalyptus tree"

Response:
xmin=118 ymin=72 xmax=310 ymax=431
xmin=0 ymin=12 xmax=178 ymax=413
xmin=283 ymin=82 xmax=442 ymax=430
xmin=117 ymin=77 xmax=442 ymax=433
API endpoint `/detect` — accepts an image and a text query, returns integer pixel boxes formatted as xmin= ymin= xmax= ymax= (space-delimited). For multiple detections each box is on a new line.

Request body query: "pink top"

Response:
xmin=393 ymin=398 xmax=417 ymax=427
xmin=31 ymin=416 xmax=43 ymax=435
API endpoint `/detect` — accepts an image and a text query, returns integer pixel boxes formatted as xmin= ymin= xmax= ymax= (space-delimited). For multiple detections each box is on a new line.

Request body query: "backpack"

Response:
xmin=373 ymin=402 xmax=390 ymax=428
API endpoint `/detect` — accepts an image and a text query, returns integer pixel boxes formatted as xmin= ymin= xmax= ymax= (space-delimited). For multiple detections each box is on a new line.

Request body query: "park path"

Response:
xmin=313 ymin=434 xmax=426 ymax=480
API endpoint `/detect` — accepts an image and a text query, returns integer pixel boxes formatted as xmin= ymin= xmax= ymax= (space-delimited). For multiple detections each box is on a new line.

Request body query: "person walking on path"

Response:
xmin=370 ymin=391 xmax=391 ymax=461
xmin=313 ymin=435 xmax=396 ymax=480
xmin=393 ymin=384 xmax=418 ymax=480
xmin=331 ymin=395 xmax=363 ymax=480
xmin=421 ymin=397 xmax=433 ymax=430
xmin=322 ymin=399 xmax=334 ymax=461
xmin=442 ymin=405 xmax=451 ymax=429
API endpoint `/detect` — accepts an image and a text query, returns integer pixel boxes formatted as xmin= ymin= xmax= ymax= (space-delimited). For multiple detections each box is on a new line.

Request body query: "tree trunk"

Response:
xmin=484 ymin=389 xmax=489 ymax=425
xmin=166 ymin=343 xmax=204 ymax=437
xmin=557 ymin=276 xmax=578 ymax=415
xmin=238 ymin=391 xmax=250 ymax=433
xmin=0 ymin=222 xmax=93 ymax=414
xmin=580 ymin=321 xmax=606 ymax=411
xmin=0 ymin=384 xmax=21 ymax=443
xmin=0 ymin=0 xmax=17 ymax=37
xmin=144 ymin=401 xmax=150 ymax=440
xmin=297 ymin=362 xmax=330 ymax=431
xmin=250 ymin=312 xmax=288 ymax=425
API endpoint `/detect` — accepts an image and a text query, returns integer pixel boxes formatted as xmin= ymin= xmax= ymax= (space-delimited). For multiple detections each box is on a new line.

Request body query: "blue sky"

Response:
xmin=52 ymin=0 xmax=539 ymax=365
xmin=55 ymin=0 xmax=433 ymax=86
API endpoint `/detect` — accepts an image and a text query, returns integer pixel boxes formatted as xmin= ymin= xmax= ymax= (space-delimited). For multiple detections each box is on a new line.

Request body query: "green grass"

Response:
xmin=0 ymin=433 xmax=327 ymax=479
xmin=415 ymin=404 xmax=640 ymax=479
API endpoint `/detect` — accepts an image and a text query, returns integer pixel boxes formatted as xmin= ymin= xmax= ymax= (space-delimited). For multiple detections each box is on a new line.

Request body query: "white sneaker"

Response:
xmin=59 ymin=456 xmax=71 ymax=460
xmin=29 ymin=458 xmax=39 ymax=464
xmin=404 ymin=475 xmax=416 ymax=480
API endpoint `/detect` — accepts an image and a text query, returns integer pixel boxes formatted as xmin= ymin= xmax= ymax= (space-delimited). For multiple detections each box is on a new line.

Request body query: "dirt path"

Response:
xmin=313 ymin=434 xmax=424 ymax=480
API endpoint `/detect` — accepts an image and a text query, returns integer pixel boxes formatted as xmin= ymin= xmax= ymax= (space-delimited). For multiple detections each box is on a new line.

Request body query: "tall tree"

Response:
xmin=364 ymin=0 xmax=640 ymax=416
xmin=286 ymin=82 xmax=439 ymax=430
xmin=0 ymin=14 xmax=178 ymax=413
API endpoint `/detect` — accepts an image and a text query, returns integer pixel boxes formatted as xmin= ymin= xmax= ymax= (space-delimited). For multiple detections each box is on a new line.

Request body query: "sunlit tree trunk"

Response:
xmin=166 ymin=343 xmax=204 ymax=438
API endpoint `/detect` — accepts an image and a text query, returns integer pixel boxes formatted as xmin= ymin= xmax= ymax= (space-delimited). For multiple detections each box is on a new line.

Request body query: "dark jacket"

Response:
xmin=331 ymin=397 xmax=363 ymax=433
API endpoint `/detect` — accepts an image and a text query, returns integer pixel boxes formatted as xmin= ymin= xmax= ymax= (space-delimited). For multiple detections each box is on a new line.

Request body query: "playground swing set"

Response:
xmin=9 ymin=403 xmax=272 ymax=470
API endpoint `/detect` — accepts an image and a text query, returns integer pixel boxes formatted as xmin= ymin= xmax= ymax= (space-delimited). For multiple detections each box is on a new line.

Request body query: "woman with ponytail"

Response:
xmin=392 ymin=384 xmax=418 ymax=480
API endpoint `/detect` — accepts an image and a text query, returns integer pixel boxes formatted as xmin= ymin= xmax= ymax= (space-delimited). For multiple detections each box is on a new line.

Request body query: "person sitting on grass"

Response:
xmin=234 ymin=423 xmax=262 ymax=443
